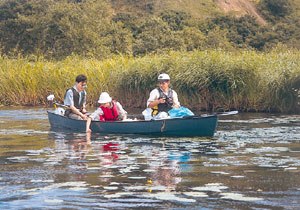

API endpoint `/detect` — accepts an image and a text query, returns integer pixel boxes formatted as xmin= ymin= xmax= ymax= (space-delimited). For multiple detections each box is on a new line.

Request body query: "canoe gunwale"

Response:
xmin=47 ymin=111 xmax=217 ymax=123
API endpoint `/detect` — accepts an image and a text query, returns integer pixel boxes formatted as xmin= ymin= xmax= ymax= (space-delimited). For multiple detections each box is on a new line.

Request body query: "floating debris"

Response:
xmin=128 ymin=177 xmax=147 ymax=180
xmin=30 ymin=179 xmax=54 ymax=183
xmin=99 ymin=175 xmax=115 ymax=178
xmin=44 ymin=199 xmax=64 ymax=203
xmin=69 ymin=187 xmax=88 ymax=191
xmin=244 ymin=170 xmax=256 ymax=173
xmin=149 ymin=186 xmax=166 ymax=191
xmin=144 ymin=192 xmax=196 ymax=203
xmin=210 ymin=171 xmax=230 ymax=175
xmin=87 ymin=167 xmax=101 ymax=170
xmin=183 ymin=192 xmax=208 ymax=198
xmin=125 ymin=186 xmax=146 ymax=191
xmin=220 ymin=192 xmax=263 ymax=201
xmin=104 ymin=192 xmax=133 ymax=198
xmin=103 ymin=186 xmax=118 ymax=190
xmin=7 ymin=156 xmax=29 ymax=162
xmin=192 ymin=183 xmax=228 ymax=192
xmin=231 ymin=176 xmax=245 ymax=178
xmin=284 ymin=167 xmax=297 ymax=171
xmin=143 ymin=169 xmax=156 ymax=173
xmin=109 ymin=182 xmax=120 ymax=186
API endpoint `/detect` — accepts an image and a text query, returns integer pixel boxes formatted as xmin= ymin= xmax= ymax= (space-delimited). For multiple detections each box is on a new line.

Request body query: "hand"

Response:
xmin=158 ymin=98 xmax=166 ymax=104
xmin=81 ymin=115 xmax=88 ymax=120
xmin=172 ymin=105 xmax=180 ymax=109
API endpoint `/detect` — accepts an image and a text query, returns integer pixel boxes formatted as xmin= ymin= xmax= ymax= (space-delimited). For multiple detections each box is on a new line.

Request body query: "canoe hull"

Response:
xmin=47 ymin=111 xmax=218 ymax=137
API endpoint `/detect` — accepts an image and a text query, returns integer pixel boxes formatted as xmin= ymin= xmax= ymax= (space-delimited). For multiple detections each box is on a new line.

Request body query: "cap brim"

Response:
xmin=98 ymin=101 xmax=109 ymax=104
xmin=158 ymin=79 xmax=169 ymax=82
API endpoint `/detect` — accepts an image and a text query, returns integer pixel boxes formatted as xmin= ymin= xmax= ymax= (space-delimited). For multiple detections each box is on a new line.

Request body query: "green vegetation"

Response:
xmin=1 ymin=0 xmax=300 ymax=58
xmin=1 ymin=0 xmax=300 ymax=112
xmin=1 ymin=49 xmax=300 ymax=113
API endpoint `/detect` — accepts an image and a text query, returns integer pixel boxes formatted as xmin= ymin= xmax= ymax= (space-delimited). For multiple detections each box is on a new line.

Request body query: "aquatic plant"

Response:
xmin=1 ymin=49 xmax=300 ymax=113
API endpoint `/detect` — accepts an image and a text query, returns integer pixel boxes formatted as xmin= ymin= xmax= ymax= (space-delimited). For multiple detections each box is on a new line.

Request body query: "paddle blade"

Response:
xmin=217 ymin=111 xmax=238 ymax=116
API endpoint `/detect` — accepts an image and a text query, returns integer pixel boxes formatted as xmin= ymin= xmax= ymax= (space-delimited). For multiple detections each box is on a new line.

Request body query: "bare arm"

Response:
xmin=115 ymin=102 xmax=127 ymax=121
xmin=82 ymin=91 xmax=87 ymax=113
xmin=81 ymin=105 xmax=87 ymax=114
xmin=70 ymin=105 xmax=87 ymax=120
xmin=86 ymin=117 xmax=92 ymax=133
xmin=147 ymin=98 xmax=166 ymax=108
xmin=171 ymin=90 xmax=180 ymax=109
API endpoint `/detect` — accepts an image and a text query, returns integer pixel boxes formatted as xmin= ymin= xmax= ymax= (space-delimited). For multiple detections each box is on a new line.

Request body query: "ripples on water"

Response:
xmin=0 ymin=107 xmax=300 ymax=209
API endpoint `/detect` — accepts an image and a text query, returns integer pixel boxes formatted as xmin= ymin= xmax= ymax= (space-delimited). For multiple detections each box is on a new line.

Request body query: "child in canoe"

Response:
xmin=86 ymin=92 xmax=127 ymax=133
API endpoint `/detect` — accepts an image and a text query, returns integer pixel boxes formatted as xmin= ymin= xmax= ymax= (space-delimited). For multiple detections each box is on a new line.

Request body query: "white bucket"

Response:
xmin=55 ymin=107 xmax=65 ymax=116
xmin=142 ymin=108 xmax=152 ymax=121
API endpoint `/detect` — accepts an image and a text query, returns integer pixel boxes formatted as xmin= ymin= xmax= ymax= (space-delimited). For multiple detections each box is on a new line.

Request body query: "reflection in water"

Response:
xmin=0 ymin=108 xmax=300 ymax=209
xmin=54 ymin=133 xmax=91 ymax=167
xmin=44 ymin=132 xmax=206 ymax=206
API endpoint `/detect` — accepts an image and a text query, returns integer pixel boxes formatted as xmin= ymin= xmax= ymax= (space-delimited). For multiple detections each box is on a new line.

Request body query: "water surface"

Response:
xmin=0 ymin=107 xmax=300 ymax=209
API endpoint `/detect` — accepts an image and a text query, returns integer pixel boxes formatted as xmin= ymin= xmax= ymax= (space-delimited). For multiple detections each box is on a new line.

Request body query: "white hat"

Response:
xmin=98 ymin=92 xmax=112 ymax=104
xmin=158 ymin=73 xmax=170 ymax=82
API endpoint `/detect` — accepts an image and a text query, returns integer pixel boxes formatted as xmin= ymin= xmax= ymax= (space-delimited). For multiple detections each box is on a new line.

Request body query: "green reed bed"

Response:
xmin=1 ymin=49 xmax=300 ymax=112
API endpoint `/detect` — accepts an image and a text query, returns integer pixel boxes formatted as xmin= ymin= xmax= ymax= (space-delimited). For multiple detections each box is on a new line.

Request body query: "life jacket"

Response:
xmin=71 ymin=87 xmax=86 ymax=109
xmin=64 ymin=87 xmax=86 ymax=117
xmin=99 ymin=100 xmax=119 ymax=121
xmin=152 ymin=87 xmax=173 ymax=116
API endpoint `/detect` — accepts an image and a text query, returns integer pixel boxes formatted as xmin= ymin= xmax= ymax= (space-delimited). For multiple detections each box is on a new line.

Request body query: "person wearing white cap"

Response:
xmin=86 ymin=92 xmax=127 ymax=133
xmin=147 ymin=73 xmax=180 ymax=117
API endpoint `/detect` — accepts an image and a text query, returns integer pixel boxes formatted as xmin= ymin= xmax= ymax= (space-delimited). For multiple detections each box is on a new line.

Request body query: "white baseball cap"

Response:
xmin=158 ymin=73 xmax=170 ymax=82
xmin=98 ymin=92 xmax=112 ymax=104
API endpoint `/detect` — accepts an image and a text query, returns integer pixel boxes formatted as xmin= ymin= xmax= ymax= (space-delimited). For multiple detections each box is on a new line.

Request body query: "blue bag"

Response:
xmin=168 ymin=106 xmax=194 ymax=118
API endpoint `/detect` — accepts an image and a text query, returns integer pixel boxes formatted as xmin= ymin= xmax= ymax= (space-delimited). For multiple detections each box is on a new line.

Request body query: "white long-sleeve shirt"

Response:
xmin=89 ymin=102 xmax=127 ymax=121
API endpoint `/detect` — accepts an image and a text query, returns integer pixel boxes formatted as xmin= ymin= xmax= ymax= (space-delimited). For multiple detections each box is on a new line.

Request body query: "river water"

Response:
xmin=0 ymin=107 xmax=300 ymax=210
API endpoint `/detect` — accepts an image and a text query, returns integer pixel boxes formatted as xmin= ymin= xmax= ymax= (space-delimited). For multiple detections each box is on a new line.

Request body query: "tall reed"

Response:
xmin=1 ymin=49 xmax=300 ymax=112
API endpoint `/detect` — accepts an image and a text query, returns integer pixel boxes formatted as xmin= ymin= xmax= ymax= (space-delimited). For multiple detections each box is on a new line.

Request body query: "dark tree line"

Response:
xmin=0 ymin=0 xmax=299 ymax=59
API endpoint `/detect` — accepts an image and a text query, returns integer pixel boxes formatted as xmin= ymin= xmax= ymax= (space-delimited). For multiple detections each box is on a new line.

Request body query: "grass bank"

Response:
xmin=1 ymin=49 xmax=300 ymax=113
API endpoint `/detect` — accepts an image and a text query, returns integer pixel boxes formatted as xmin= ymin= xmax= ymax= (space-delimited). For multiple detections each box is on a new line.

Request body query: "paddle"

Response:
xmin=52 ymin=102 xmax=69 ymax=108
xmin=183 ymin=110 xmax=239 ymax=119
xmin=211 ymin=110 xmax=238 ymax=116
xmin=47 ymin=94 xmax=69 ymax=108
